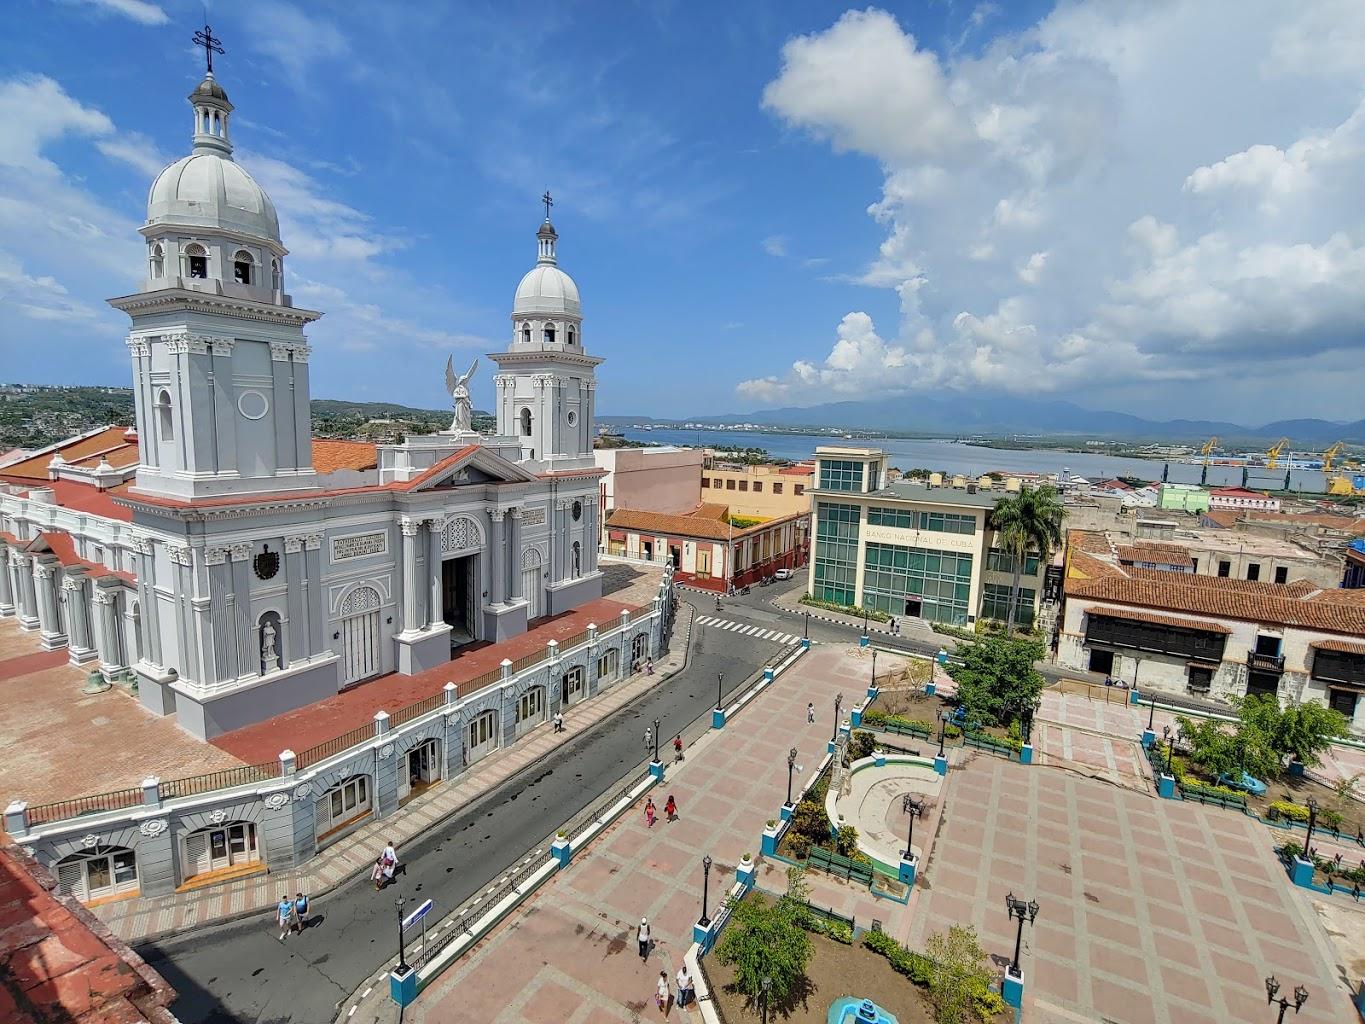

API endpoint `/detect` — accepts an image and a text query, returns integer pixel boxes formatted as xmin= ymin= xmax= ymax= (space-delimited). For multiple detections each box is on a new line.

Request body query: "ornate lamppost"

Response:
xmin=785 ymin=747 xmax=798 ymax=808
xmin=1265 ymin=976 xmax=1308 ymax=1023
xmin=831 ymin=693 xmax=843 ymax=743
xmin=1004 ymin=892 xmax=1039 ymax=974
xmin=1303 ymin=795 xmax=1319 ymax=862
xmin=902 ymin=794 xmax=925 ymax=860
xmin=699 ymin=854 xmax=713 ymax=927
xmin=395 ymin=896 xmax=409 ymax=972
xmin=715 ymin=672 xmax=724 ymax=712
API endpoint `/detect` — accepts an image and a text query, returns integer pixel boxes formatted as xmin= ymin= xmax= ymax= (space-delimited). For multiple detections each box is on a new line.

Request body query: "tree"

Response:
xmin=786 ymin=799 xmax=831 ymax=858
xmin=714 ymin=883 xmax=813 ymax=1006
xmin=948 ymin=633 xmax=1046 ymax=728
xmin=924 ymin=925 xmax=993 ymax=1024
xmin=988 ymin=487 xmax=1064 ymax=633
xmin=1270 ymin=699 xmax=1350 ymax=767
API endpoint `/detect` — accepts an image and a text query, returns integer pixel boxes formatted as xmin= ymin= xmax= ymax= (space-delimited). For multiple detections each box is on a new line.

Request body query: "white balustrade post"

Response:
xmin=279 ymin=749 xmax=297 ymax=775
xmin=374 ymin=710 xmax=390 ymax=736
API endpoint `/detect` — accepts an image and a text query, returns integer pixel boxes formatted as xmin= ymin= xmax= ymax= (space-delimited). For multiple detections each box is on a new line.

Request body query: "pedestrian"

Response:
xmin=370 ymin=855 xmax=386 ymax=889
xmin=676 ymin=964 xmax=693 ymax=1007
xmin=646 ymin=658 xmax=654 ymax=675
xmin=889 ymin=615 xmax=897 ymax=635
xmin=656 ymin=970 xmax=669 ymax=1013
xmin=553 ymin=710 xmax=564 ymax=733
xmin=277 ymin=895 xmax=294 ymax=941
xmin=644 ymin=725 xmax=652 ymax=750
xmin=638 ymin=917 xmax=651 ymax=960
xmin=293 ymin=892 xmax=310 ymax=932
xmin=665 ymin=794 xmax=677 ymax=822
xmin=673 ymin=734 xmax=683 ymax=761
xmin=807 ymin=702 xmax=815 ymax=724
xmin=645 ymin=797 xmax=657 ymax=828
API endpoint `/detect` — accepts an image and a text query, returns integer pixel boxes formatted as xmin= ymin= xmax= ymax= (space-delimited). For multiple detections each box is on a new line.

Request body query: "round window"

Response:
xmin=567 ymin=410 xmax=577 ymax=426
xmin=572 ymin=500 xmax=583 ymax=522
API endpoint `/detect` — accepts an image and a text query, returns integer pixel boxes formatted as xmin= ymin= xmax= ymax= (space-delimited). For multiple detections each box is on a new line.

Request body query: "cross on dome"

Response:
xmin=192 ymin=21 xmax=225 ymax=75
xmin=536 ymin=193 xmax=558 ymax=265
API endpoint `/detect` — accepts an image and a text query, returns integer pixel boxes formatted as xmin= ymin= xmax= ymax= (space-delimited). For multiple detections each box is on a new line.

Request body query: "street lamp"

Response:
xmin=1303 ymin=795 xmax=1319 ymax=861
xmin=804 ymin=609 xmax=810 ymax=639
xmin=699 ymin=854 xmax=713 ymax=927
xmin=785 ymin=747 xmax=798 ymax=808
xmin=1021 ymin=704 xmax=1034 ymax=746
xmin=902 ymin=794 xmax=925 ymax=860
xmin=1004 ymin=892 xmax=1039 ymax=974
xmin=832 ymin=693 xmax=843 ymax=743
xmin=871 ymin=648 xmax=878 ymax=690
xmin=395 ymin=895 xmax=409 ymax=972
xmin=652 ymin=716 xmax=661 ymax=764
xmin=937 ymin=710 xmax=949 ymax=758
xmin=761 ymin=975 xmax=772 ymax=1024
xmin=1146 ymin=690 xmax=1157 ymax=733
xmin=1265 ymin=976 xmax=1308 ymax=1023
xmin=1162 ymin=724 xmax=1175 ymax=776
xmin=715 ymin=672 xmax=724 ymax=713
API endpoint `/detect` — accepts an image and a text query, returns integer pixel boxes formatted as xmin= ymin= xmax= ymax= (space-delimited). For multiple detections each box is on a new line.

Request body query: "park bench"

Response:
xmin=808 ymin=846 xmax=874 ymax=886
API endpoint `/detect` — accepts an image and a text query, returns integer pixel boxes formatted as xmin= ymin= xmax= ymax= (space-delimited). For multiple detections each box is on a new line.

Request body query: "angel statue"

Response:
xmin=445 ymin=355 xmax=479 ymax=433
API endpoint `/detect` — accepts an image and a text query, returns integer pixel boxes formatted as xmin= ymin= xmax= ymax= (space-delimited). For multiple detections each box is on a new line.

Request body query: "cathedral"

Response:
xmin=0 ymin=65 xmax=605 ymax=740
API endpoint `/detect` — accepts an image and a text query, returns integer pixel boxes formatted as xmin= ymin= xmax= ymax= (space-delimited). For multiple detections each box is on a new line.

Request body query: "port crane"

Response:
xmin=1199 ymin=437 xmax=1217 ymax=484
xmin=1322 ymin=441 xmax=1345 ymax=472
xmin=1265 ymin=437 xmax=1290 ymax=470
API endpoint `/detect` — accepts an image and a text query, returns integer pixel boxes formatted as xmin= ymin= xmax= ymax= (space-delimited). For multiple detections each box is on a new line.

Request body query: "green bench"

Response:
xmin=882 ymin=721 xmax=931 ymax=740
xmin=808 ymin=845 xmax=874 ymax=886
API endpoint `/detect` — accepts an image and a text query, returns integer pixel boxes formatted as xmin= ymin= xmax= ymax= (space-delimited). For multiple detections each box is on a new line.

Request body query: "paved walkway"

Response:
xmin=907 ymin=757 xmax=1350 ymax=1024
xmin=345 ymin=644 xmax=917 ymax=1023
xmin=770 ymin=588 xmax=952 ymax=649
xmin=89 ymin=607 xmax=691 ymax=945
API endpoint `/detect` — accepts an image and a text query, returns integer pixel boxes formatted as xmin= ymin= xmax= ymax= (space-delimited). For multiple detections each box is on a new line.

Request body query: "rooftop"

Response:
xmin=606 ymin=503 xmax=804 ymax=541
xmin=869 ymin=479 xmax=1003 ymax=509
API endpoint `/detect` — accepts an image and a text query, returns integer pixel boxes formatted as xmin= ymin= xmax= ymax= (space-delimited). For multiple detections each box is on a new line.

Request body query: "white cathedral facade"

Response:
xmin=0 ymin=68 xmax=605 ymax=739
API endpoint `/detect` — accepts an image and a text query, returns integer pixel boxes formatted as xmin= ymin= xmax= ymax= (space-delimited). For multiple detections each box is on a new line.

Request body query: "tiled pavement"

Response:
xmin=89 ymin=607 xmax=691 ymax=945
xmin=351 ymin=644 xmax=923 ymax=1023
xmin=907 ymin=757 xmax=1351 ymax=1024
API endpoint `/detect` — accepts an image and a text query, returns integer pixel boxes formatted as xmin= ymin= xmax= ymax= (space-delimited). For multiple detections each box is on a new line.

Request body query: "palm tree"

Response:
xmin=988 ymin=486 xmax=1065 ymax=634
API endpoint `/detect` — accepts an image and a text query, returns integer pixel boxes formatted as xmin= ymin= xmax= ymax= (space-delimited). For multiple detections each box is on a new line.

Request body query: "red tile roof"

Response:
xmin=607 ymin=505 xmax=805 ymax=542
xmin=0 ymin=479 xmax=136 ymax=523
xmin=0 ymin=427 xmax=137 ymax=481
xmin=1116 ymin=543 xmax=1195 ymax=567
xmin=1211 ymin=487 xmax=1271 ymax=498
xmin=0 ymin=845 xmax=177 ymax=1024
xmin=1310 ymin=638 xmax=1365 ymax=656
xmin=312 ymin=439 xmax=378 ymax=473
xmin=1088 ymin=606 xmax=1232 ymax=634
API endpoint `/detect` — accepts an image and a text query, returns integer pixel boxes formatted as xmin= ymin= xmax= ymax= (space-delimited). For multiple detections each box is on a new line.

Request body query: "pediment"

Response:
xmin=408 ymin=444 xmax=538 ymax=492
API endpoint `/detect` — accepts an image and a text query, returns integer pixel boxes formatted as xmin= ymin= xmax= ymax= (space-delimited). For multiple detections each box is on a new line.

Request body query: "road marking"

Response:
xmin=348 ymin=1006 xmax=357 ymax=1018
xmin=361 ymin=987 xmax=372 ymax=999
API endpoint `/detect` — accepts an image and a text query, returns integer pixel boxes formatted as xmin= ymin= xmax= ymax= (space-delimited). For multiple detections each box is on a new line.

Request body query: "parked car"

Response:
xmin=1215 ymin=771 xmax=1267 ymax=796
xmin=773 ymin=568 xmax=793 ymax=580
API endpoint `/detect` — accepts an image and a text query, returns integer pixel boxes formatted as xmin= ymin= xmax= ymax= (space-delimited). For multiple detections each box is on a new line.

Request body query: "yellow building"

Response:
xmin=699 ymin=453 xmax=814 ymax=519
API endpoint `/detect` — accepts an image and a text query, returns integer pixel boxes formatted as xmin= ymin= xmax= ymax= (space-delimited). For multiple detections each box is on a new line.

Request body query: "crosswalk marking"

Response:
xmin=695 ymin=616 xmax=801 ymax=646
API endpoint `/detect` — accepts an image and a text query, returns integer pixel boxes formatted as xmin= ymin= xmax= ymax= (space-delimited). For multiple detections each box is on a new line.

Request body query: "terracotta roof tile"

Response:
xmin=1201 ymin=510 xmax=1242 ymax=528
xmin=1 ymin=427 xmax=137 ymax=481
xmin=1310 ymin=638 xmax=1365 ymax=656
xmin=1305 ymin=588 xmax=1365 ymax=606
xmin=607 ymin=506 xmax=804 ymax=542
xmin=693 ymin=503 xmax=730 ymax=520
xmin=1117 ymin=543 xmax=1194 ymax=566
xmin=1087 ymin=606 xmax=1232 ymax=634
xmin=1210 ymin=487 xmax=1271 ymax=498
xmin=1068 ymin=530 xmax=1114 ymax=554
xmin=312 ymin=439 xmax=378 ymax=473
xmin=0 ymin=478 xmax=136 ymax=523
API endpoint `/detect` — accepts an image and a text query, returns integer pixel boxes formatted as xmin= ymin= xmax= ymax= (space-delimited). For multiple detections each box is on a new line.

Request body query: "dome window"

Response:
xmin=156 ymin=389 xmax=174 ymax=442
xmin=232 ymin=250 xmax=254 ymax=285
xmin=521 ymin=323 xmax=531 ymax=345
xmin=184 ymin=243 xmax=208 ymax=280
xmin=543 ymin=324 xmax=556 ymax=345
xmin=520 ymin=408 xmax=533 ymax=437
xmin=149 ymin=244 xmax=164 ymax=279
xmin=271 ymin=258 xmax=281 ymax=291
xmin=567 ymin=326 xmax=576 ymax=346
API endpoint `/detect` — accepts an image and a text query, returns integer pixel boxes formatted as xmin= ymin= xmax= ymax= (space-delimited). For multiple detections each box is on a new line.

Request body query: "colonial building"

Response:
xmin=1060 ymin=530 xmax=1365 ymax=733
xmin=1208 ymin=486 xmax=1280 ymax=512
xmin=699 ymin=455 xmax=814 ymax=520
xmin=806 ymin=447 xmax=1048 ymax=628
xmin=0 ymin=67 xmax=605 ymax=740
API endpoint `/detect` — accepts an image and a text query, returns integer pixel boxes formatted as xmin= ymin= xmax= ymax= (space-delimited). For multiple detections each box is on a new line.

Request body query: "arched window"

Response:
xmin=519 ymin=408 xmax=532 ymax=437
xmin=201 ymin=109 xmax=211 ymax=134
xmin=567 ymin=326 xmax=576 ymax=346
xmin=156 ymin=389 xmax=174 ymax=442
xmin=521 ymin=323 xmax=532 ymax=344
xmin=131 ymin=599 xmax=143 ymax=663
xmin=258 ymin=610 xmax=283 ymax=675
xmin=543 ymin=324 xmax=557 ymax=344
xmin=271 ymin=258 xmax=281 ymax=291
xmin=572 ymin=541 xmax=581 ymax=578
xmin=149 ymin=244 xmax=164 ymax=278
xmin=56 ymin=845 xmax=138 ymax=902
xmin=467 ymin=709 xmax=499 ymax=763
xmin=184 ymin=243 xmax=208 ymax=279
xmin=232 ymin=250 xmax=253 ymax=285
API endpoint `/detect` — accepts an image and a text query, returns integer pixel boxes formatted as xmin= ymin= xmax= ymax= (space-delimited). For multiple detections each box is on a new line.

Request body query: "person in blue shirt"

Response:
xmin=293 ymin=892 xmax=310 ymax=932
xmin=277 ymin=896 xmax=295 ymax=941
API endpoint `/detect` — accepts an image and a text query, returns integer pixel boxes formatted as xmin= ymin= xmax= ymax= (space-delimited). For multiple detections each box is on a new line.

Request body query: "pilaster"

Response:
xmin=0 ymin=546 xmax=14 ymax=616
xmin=33 ymin=558 xmax=66 ymax=650
xmin=399 ymin=518 xmax=420 ymax=634
xmin=508 ymin=507 xmax=524 ymax=602
xmin=61 ymin=574 xmax=97 ymax=664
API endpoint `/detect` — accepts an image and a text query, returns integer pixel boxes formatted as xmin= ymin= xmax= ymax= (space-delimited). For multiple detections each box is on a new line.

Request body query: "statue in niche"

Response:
xmin=260 ymin=618 xmax=279 ymax=674
xmin=572 ymin=541 xmax=581 ymax=578
xmin=445 ymin=355 xmax=479 ymax=433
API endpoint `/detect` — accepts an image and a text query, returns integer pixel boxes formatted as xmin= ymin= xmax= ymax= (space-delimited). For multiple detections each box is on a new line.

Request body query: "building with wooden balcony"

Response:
xmin=1060 ymin=530 xmax=1365 ymax=733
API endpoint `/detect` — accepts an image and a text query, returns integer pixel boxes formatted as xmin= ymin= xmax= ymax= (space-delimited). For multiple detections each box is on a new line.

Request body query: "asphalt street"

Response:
xmin=141 ymin=590 xmax=798 ymax=1024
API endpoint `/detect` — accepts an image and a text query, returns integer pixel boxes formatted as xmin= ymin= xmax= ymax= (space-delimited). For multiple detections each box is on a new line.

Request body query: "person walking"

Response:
xmin=807 ymin=702 xmax=815 ymax=724
xmin=553 ymin=710 xmax=564 ymax=733
xmin=673 ymin=734 xmax=683 ymax=761
xmin=292 ymin=892 xmax=310 ymax=932
xmin=664 ymin=794 xmax=677 ymax=822
xmin=277 ymin=895 xmax=295 ymax=941
xmin=644 ymin=725 xmax=652 ymax=751
xmin=656 ymin=970 xmax=670 ymax=1013
xmin=645 ymin=797 xmax=657 ymax=828
xmin=638 ymin=917 xmax=651 ymax=960
xmin=676 ymin=964 xmax=693 ymax=1008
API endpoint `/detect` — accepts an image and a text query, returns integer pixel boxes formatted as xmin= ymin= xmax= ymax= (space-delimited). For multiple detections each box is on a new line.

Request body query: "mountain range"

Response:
xmin=604 ymin=395 xmax=1365 ymax=445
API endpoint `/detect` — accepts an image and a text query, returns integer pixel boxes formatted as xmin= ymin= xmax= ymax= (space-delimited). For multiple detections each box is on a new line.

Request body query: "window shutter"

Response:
xmin=56 ymin=861 xmax=84 ymax=901
xmin=185 ymin=833 xmax=210 ymax=878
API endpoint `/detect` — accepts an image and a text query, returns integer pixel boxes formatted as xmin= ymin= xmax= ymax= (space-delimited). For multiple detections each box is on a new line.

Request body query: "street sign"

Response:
xmin=402 ymin=898 xmax=434 ymax=930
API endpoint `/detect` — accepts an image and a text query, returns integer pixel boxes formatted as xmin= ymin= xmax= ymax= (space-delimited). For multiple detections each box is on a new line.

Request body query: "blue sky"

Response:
xmin=2 ymin=1 xmax=1363 ymax=424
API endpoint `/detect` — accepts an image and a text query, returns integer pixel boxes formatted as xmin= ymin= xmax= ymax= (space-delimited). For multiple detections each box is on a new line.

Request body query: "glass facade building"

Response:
xmin=981 ymin=582 xmax=1037 ymax=626
xmin=818 ymin=459 xmax=865 ymax=493
xmin=812 ymin=501 xmax=860 ymax=605
xmin=862 ymin=542 xmax=974 ymax=624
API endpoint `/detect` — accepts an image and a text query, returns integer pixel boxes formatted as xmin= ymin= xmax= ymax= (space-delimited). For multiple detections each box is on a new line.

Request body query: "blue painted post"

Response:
xmin=866 ymin=684 xmax=878 ymax=700
xmin=1287 ymin=760 xmax=1305 ymax=778
xmin=850 ymin=708 xmax=863 ymax=728
xmin=874 ymin=751 xmax=887 ymax=768
xmin=650 ymin=760 xmax=664 ymax=780
xmin=1141 ymin=728 xmax=1155 ymax=749
xmin=780 ymin=803 xmax=794 ymax=821
xmin=1157 ymin=774 xmax=1177 ymax=799
xmin=899 ymin=855 xmax=918 ymax=887
xmin=924 ymin=681 xmax=936 ymax=697
xmin=737 ymin=856 xmax=756 ymax=886
xmin=551 ymin=836 xmax=573 ymax=869
xmin=764 ymin=666 xmax=775 ymax=683
xmin=1002 ymin=968 xmax=1024 ymax=1008
xmin=712 ymin=707 xmax=727 ymax=729
xmin=827 ymin=739 xmax=837 ymax=755
xmin=1019 ymin=743 xmax=1033 ymax=765
xmin=1129 ymin=688 xmax=1141 ymax=705
xmin=389 ymin=966 xmax=418 ymax=1007
xmin=1290 ymin=857 xmax=1315 ymax=888
xmin=693 ymin=920 xmax=713 ymax=951
xmin=801 ymin=637 xmax=811 ymax=650
xmin=933 ymin=754 xmax=948 ymax=776
xmin=860 ymin=635 xmax=869 ymax=648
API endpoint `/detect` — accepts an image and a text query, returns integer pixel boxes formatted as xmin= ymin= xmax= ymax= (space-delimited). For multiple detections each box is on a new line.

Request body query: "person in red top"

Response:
xmin=664 ymin=794 xmax=677 ymax=822
xmin=673 ymin=735 xmax=683 ymax=761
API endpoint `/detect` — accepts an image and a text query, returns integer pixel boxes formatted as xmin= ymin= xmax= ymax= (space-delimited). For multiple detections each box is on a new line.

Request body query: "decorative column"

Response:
xmin=488 ymin=510 xmax=506 ymax=605
xmin=400 ymin=518 xmax=420 ymax=633
xmin=0 ymin=545 xmax=13 ymax=616
xmin=554 ymin=499 xmax=571 ymax=582
xmin=92 ymin=585 xmax=122 ymax=677
xmin=33 ymin=559 xmax=66 ymax=650
xmin=584 ymin=497 xmax=599 ymax=573
xmin=427 ymin=519 xmax=443 ymax=628
xmin=304 ymin=534 xmax=324 ymax=655
xmin=508 ymin=507 xmax=524 ymax=602
xmin=61 ymin=574 xmax=97 ymax=664
xmin=14 ymin=551 xmax=39 ymax=629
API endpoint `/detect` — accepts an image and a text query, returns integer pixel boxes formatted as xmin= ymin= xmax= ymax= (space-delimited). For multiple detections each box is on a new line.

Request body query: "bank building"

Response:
xmin=0 ymin=65 xmax=614 ymax=741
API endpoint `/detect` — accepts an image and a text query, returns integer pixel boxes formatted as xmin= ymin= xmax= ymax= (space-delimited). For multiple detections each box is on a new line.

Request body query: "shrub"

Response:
xmin=1319 ymin=808 xmax=1345 ymax=831
xmin=799 ymin=594 xmax=889 ymax=622
xmin=862 ymin=931 xmax=932 ymax=985
xmin=834 ymin=825 xmax=859 ymax=858
xmin=787 ymin=799 xmax=831 ymax=858
xmin=972 ymin=988 xmax=1008 ymax=1019
xmin=714 ymin=891 xmax=812 ymax=1005
xmin=846 ymin=730 xmax=876 ymax=764
xmin=862 ymin=708 xmax=889 ymax=727
xmin=1268 ymin=800 xmax=1310 ymax=822
xmin=824 ymin=920 xmax=854 ymax=944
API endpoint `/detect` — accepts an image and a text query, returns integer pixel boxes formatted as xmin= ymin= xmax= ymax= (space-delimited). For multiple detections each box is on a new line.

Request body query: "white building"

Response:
xmin=0 ymin=67 xmax=606 ymax=739
xmin=1209 ymin=487 xmax=1281 ymax=512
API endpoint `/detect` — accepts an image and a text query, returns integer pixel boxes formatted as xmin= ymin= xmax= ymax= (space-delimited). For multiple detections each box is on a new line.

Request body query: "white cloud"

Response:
xmin=96 ymin=131 xmax=170 ymax=177
xmin=746 ymin=2 xmax=1365 ymax=414
xmin=0 ymin=250 xmax=109 ymax=325
xmin=243 ymin=3 xmax=350 ymax=88
xmin=762 ymin=235 xmax=788 ymax=257
xmin=61 ymin=0 xmax=168 ymax=26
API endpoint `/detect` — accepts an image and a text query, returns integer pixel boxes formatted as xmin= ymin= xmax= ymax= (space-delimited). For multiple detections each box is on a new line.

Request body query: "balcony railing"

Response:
xmin=1247 ymin=649 xmax=1285 ymax=673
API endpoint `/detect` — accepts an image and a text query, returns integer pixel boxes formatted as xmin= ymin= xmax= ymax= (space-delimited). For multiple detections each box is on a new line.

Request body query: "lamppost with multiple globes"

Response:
xmin=901 ymin=794 xmax=925 ymax=860
xmin=1162 ymin=724 xmax=1176 ymax=776
xmin=1004 ymin=892 xmax=1039 ymax=974
xmin=1265 ymin=975 xmax=1308 ymax=1023
xmin=699 ymin=854 xmax=713 ymax=927
xmin=785 ymin=747 xmax=799 ymax=808
xmin=871 ymin=648 xmax=878 ymax=690
xmin=831 ymin=693 xmax=843 ymax=743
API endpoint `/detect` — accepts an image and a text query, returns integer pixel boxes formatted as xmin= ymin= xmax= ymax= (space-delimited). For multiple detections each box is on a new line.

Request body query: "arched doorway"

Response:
xmin=398 ymin=738 xmax=443 ymax=805
xmin=181 ymin=820 xmax=261 ymax=884
xmin=56 ymin=845 xmax=139 ymax=903
xmin=516 ymin=686 xmax=546 ymax=737
xmin=521 ymin=548 xmax=543 ymax=620
xmin=339 ymin=586 xmax=381 ymax=684
xmin=467 ymin=709 xmax=499 ymax=764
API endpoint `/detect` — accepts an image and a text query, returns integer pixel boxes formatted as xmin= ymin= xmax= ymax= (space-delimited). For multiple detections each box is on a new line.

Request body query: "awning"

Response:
xmin=1090 ymin=607 xmax=1231 ymax=634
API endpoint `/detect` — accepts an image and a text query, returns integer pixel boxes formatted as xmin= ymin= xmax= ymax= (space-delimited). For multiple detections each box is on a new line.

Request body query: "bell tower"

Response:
xmin=490 ymin=196 xmax=602 ymax=469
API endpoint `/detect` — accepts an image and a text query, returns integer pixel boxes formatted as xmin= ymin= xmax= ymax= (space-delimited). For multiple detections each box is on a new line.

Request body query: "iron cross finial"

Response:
xmin=193 ymin=21 xmax=225 ymax=74
xmin=542 ymin=190 xmax=554 ymax=221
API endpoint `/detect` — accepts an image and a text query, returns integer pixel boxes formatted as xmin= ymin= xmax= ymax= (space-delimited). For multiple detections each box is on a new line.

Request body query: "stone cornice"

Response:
xmin=107 ymin=287 xmax=322 ymax=328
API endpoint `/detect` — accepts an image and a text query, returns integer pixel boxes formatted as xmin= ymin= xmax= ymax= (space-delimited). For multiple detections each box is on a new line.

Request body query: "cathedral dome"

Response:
xmin=147 ymin=153 xmax=281 ymax=243
xmin=513 ymin=264 xmax=581 ymax=317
